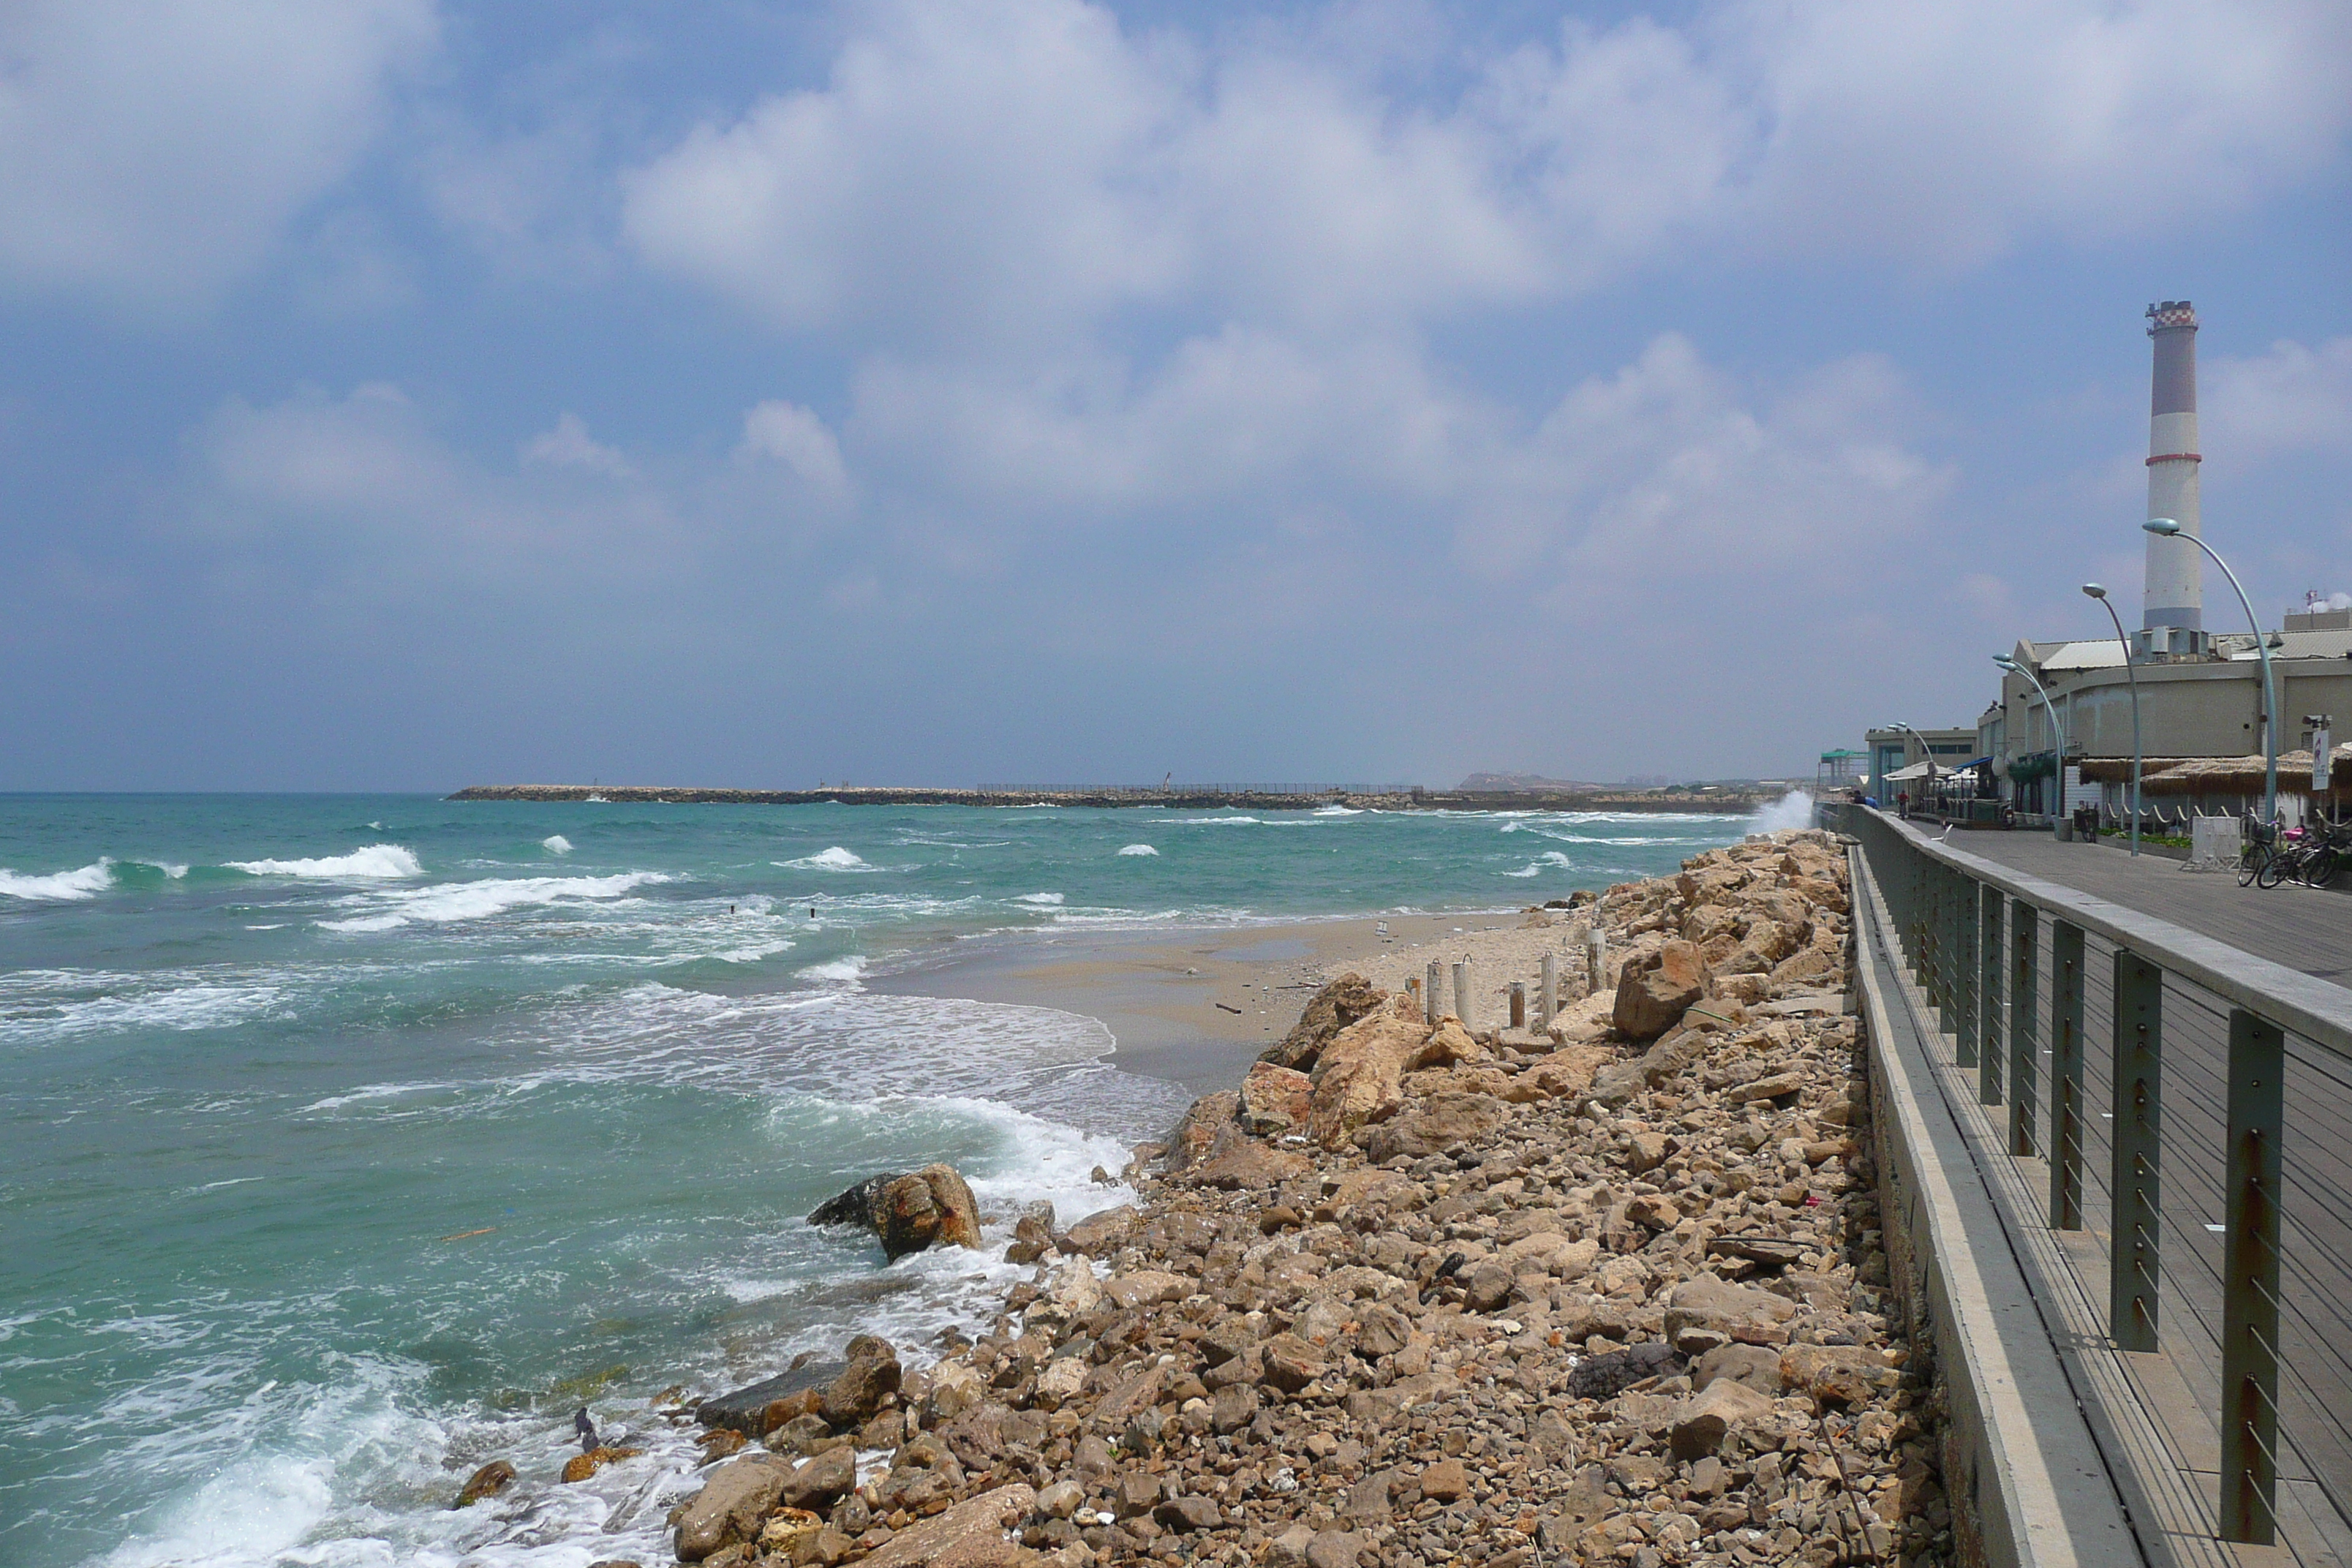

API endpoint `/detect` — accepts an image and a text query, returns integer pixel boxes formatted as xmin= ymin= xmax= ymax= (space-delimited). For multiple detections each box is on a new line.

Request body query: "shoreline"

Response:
xmin=577 ymin=826 xmax=1951 ymax=1568
xmin=864 ymin=912 xmax=1540 ymax=1095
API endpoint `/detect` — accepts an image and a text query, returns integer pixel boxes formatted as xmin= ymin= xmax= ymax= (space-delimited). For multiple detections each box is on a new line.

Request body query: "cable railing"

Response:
xmin=1827 ymin=803 xmax=2352 ymax=1564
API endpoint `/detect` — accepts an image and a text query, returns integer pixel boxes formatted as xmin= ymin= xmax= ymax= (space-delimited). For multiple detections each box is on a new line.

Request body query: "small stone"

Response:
xmin=1305 ymin=1529 xmax=1365 ymax=1568
xmin=1269 ymin=1524 xmax=1318 ymax=1567
xmin=1038 ymin=1480 xmax=1083 ymax=1518
xmin=1153 ymin=1495 xmax=1221 ymax=1533
xmin=1419 ymin=1458 xmax=1470 ymax=1503
xmin=1463 ymin=1261 xmax=1515 ymax=1313
xmin=1669 ymin=1376 xmax=1775 ymax=1460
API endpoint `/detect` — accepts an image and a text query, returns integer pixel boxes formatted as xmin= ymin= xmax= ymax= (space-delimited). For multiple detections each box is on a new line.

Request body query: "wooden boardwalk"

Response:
xmin=1859 ymin=816 xmax=2352 ymax=1564
xmin=1933 ymin=829 xmax=2352 ymax=986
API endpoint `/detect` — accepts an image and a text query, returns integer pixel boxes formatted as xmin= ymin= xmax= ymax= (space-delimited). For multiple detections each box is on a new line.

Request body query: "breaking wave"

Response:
xmin=225 ymin=845 xmax=423 ymax=880
xmin=782 ymin=847 xmax=873 ymax=871
xmin=1116 ymin=844 xmax=1159 ymax=856
xmin=0 ymin=859 xmax=117 ymax=900
xmin=316 ymin=872 xmax=666 ymax=932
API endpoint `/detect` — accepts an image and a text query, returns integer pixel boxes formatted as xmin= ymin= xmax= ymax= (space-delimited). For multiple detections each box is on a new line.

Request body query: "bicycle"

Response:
xmin=2239 ymin=818 xmax=2277 ymax=886
xmin=2258 ymin=824 xmax=2312 ymax=889
xmin=2296 ymin=820 xmax=2352 ymax=889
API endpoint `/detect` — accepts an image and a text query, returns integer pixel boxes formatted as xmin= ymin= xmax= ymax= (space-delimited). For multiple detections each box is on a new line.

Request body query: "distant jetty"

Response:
xmin=445 ymin=784 xmax=1788 ymax=813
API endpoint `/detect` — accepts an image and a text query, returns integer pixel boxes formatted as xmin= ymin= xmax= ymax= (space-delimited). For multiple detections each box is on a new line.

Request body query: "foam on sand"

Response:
xmin=0 ymin=859 xmax=116 ymax=900
xmin=226 ymin=845 xmax=423 ymax=880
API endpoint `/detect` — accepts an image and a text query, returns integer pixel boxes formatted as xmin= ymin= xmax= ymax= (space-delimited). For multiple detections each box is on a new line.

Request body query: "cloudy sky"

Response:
xmin=4 ymin=0 xmax=2349 ymax=791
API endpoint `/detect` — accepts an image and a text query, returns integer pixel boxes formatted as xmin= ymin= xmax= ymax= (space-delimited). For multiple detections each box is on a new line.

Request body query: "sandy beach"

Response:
xmin=868 ymin=907 xmax=1596 ymax=1095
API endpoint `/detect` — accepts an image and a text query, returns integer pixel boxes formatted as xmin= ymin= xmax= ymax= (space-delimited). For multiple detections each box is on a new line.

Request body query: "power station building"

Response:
xmin=1978 ymin=302 xmax=2352 ymax=821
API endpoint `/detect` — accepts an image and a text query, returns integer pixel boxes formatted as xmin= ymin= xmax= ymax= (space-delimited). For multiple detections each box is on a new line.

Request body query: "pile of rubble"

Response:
xmin=608 ymin=829 xmax=1956 ymax=1568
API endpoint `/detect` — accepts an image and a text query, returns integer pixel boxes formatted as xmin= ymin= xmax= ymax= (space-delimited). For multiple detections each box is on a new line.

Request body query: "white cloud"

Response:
xmin=2206 ymin=336 xmax=2352 ymax=461
xmin=523 ymin=412 xmax=635 ymax=478
xmin=739 ymin=402 xmax=851 ymax=499
xmin=620 ymin=0 xmax=2352 ymax=343
xmin=0 ymin=0 xmax=439 ymax=311
xmin=1731 ymin=0 xmax=2352 ymax=268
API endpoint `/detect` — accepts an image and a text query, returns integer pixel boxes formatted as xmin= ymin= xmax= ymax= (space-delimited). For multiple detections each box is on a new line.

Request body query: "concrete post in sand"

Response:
xmin=1538 ymin=951 xmax=1557 ymax=1026
xmin=1509 ymin=983 xmax=1526 ymax=1030
xmin=1586 ymin=929 xmax=1607 ymax=995
xmin=1452 ymin=961 xmax=1472 ymax=1028
xmin=1426 ymin=962 xmax=1443 ymax=1025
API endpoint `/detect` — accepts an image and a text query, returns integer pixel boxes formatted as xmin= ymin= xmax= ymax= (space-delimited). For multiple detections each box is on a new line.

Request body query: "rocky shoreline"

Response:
xmin=486 ymin=828 xmax=1954 ymax=1568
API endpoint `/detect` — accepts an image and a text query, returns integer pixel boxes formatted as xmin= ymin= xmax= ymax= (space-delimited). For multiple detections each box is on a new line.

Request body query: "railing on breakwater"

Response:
xmin=1829 ymin=802 xmax=2352 ymax=1564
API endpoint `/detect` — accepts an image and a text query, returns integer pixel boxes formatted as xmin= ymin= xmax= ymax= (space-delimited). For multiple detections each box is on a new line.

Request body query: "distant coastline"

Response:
xmin=445 ymin=783 xmax=1789 ymax=813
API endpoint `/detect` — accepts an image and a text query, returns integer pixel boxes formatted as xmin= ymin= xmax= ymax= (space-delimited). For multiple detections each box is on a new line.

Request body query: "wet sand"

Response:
xmin=867 ymin=906 xmax=1583 ymax=1093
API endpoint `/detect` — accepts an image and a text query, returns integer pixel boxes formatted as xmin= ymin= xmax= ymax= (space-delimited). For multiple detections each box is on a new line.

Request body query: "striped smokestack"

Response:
xmin=2144 ymin=301 xmax=2201 ymax=633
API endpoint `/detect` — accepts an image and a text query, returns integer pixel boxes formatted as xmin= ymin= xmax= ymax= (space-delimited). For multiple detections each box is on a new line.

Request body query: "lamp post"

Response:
xmin=1994 ymin=655 xmax=2068 ymax=839
xmin=1887 ymin=721 xmax=1935 ymax=816
xmin=2144 ymin=519 xmax=2277 ymax=824
xmin=2083 ymin=584 xmax=2144 ymax=856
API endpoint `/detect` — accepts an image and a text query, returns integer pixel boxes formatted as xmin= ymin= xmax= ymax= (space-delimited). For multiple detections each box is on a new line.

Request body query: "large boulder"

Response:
xmin=1306 ymin=1010 xmax=1483 ymax=1151
xmin=810 ymin=1165 xmax=982 ymax=1259
xmin=1360 ymin=1093 xmax=1511 ymax=1162
xmin=674 ymin=1452 xmax=797 ymax=1561
xmin=1237 ymin=1061 xmax=1314 ymax=1137
xmin=1158 ymin=1091 xmax=1239 ymax=1175
xmin=1261 ymin=973 xmax=1385 ymax=1071
xmin=1612 ymin=940 xmax=1711 ymax=1041
xmin=859 ymin=1482 xmax=1037 ymax=1568
xmin=698 ymin=1362 xmax=843 ymax=1436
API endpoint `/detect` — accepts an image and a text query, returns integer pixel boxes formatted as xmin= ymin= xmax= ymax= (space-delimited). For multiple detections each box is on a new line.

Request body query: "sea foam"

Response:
xmin=316 ymin=871 xmax=665 ymax=932
xmin=1116 ymin=844 xmax=1159 ymax=856
xmin=542 ymin=834 xmax=573 ymax=855
xmin=0 ymin=859 xmax=116 ymax=900
xmin=225 ymin=845 xmax=423 ymax=880
xmin=782 ymin=847 xmax=872 ymax=871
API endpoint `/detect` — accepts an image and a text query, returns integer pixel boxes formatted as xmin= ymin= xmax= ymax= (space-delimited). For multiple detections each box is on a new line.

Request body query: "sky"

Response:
xmin=3 ymin=0 xmax=2350 ymax=792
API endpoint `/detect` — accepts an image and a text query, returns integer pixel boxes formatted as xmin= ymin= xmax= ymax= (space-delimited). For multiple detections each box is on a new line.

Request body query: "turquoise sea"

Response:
xmin=0 ymin=794 xmax=1783 ymax=1567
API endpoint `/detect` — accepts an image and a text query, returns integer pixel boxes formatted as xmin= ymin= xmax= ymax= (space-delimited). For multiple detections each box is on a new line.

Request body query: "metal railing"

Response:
xmin=1829 ymin=804 xmax=2352 ymax=1561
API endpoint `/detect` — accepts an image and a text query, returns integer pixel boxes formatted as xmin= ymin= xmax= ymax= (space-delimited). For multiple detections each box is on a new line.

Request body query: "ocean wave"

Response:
xmin=1172 ymin=815 xmax=1258 ymax=826
xmin=1116 ymin=844 xmax=1159 ymax=856
xmin=780 ymin=847 xmax=876 ymax=871
xmin=1016 ymin=892 xmax=1065 ymax=906
xmin=796 ymin=955 xmax=868 ymax=986
xmin=1747 ymin=791 xmax=1815 ymax=833
xmin=0 ymin=859 xmax=116 ymax=900
xmin=542 ymin=834 xmax=573 ymax=855
xmin=0 ymin=979 xmax=288 ymax=1041
xmin=1311 ymin=804 xmax=1364 ymax=816
xmin=315 ymin=871 xmax=666 ymax=932
xmin=225 ymin=844 xmax=423 ymax=880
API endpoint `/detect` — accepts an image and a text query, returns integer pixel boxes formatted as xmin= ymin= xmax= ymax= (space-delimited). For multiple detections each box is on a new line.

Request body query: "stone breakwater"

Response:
xmin=570 ymin=829 xmax=1956 ymax=1568
xmin=444 ymin=785 xmax=1783 ymax=814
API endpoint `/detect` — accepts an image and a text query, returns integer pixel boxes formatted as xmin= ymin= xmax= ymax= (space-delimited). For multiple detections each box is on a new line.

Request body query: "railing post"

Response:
xmin=1954 ymin=865 xmax=1979 ymax=1061
xmin=1426 ymin=960 xmax=1442 ymax=1025
xmin=2009 ymin=900 xmax=2038 ymax=1156
xmin=2051 ymin=921 xmax=2085 ymax=1228
xmin=2219 ymin=1009 xmax=2283 ymax=1545
xmin=1978 ymin=881 xmax=2002 ymax=1102
xmin=2111 ymin=950 xmax=2163 ymax=1352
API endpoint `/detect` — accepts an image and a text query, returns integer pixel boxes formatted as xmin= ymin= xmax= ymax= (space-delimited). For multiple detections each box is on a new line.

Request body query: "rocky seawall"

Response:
xmin=496 ymin=829 xmax=1955 ymax=1568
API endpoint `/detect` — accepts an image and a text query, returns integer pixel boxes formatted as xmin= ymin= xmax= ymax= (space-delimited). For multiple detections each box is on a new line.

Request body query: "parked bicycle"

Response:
xmin=2239 ymin=816 xmax=2277 ymax=886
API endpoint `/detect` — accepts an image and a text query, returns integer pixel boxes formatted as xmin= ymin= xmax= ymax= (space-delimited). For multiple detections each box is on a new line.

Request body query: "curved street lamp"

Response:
xmin=1994 ymin=654 xmax=2068 ymax=839
xmin=1885 ymin=721 xmax=1935 ymax=815
xmin=2082 ymin=584 xmax=2143 ymax=856
xmin=2143 ymin=519 xmax=2277 ymax=824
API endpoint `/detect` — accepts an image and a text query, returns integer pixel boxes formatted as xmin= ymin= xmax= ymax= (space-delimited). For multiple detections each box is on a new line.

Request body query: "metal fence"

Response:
xmin=1830 ymin=804 xmax=2351 ymax=1564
